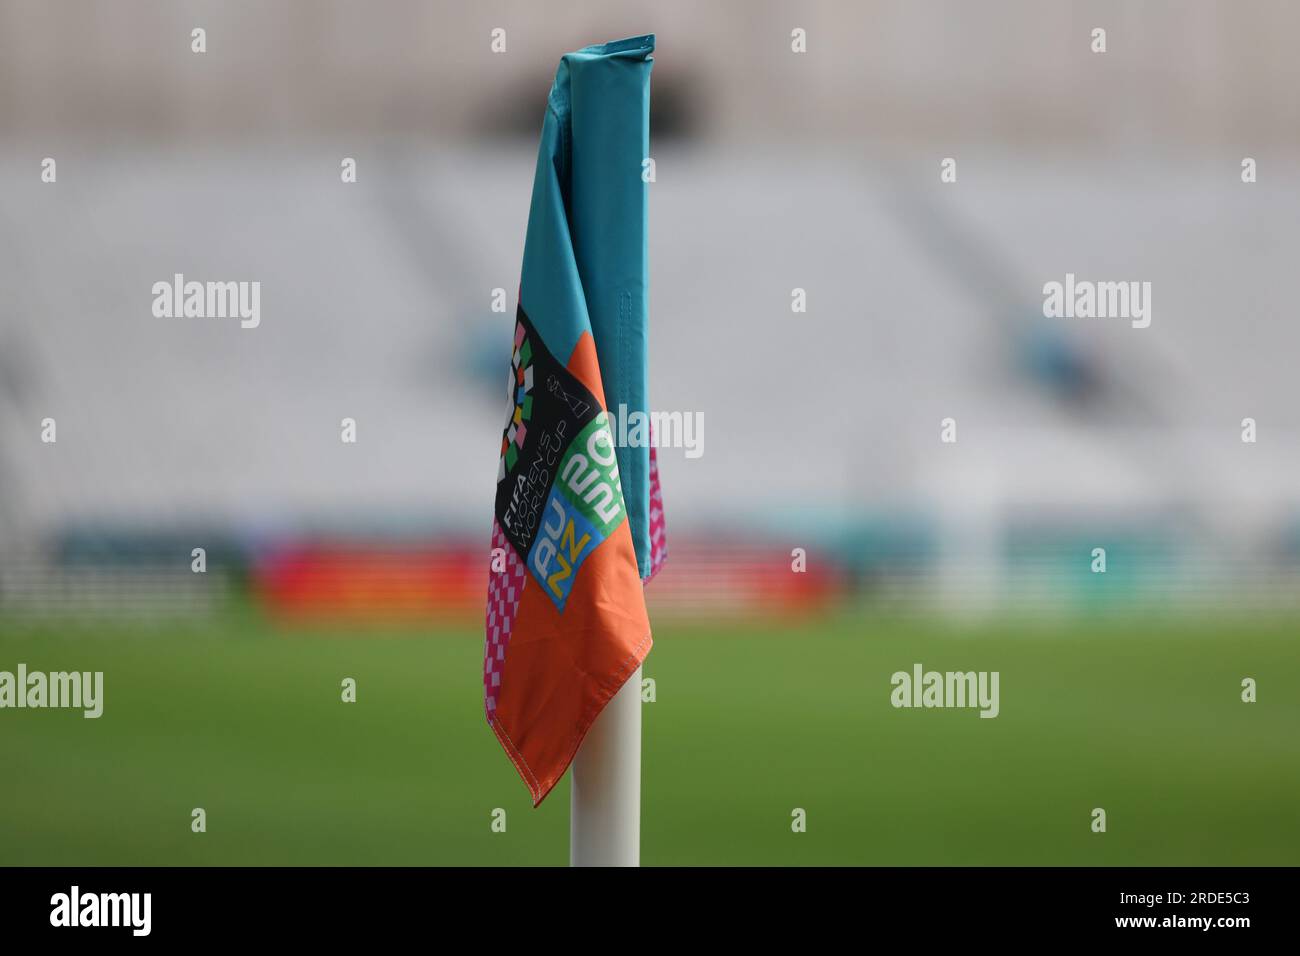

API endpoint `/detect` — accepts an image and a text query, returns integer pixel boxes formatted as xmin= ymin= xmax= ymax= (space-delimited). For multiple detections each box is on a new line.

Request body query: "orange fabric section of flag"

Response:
xmin=486 ymin=324 xmax=652 ymax=804
xmin=491 ymin=521 xmax=650 ymax=805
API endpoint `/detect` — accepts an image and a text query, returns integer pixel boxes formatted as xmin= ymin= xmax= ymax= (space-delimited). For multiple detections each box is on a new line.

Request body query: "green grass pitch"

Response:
xmin=1 ymin=612 xmax=1297 ymax=865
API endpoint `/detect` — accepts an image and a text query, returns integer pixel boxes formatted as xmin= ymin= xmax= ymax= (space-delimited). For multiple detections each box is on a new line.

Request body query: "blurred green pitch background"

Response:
xmin=2 ymin=611 xmax=1297 ymax=866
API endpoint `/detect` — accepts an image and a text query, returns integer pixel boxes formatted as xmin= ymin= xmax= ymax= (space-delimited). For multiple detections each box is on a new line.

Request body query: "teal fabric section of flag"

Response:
xmin=519 ymin=34 xmax=655 ymax=578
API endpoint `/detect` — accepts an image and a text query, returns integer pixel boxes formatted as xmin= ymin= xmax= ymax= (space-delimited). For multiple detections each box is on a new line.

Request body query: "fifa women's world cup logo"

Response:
xmin=498 ymin=318 xmax=535 ymax=483
xmin=492 ymin=306 xmax=630 ymax=612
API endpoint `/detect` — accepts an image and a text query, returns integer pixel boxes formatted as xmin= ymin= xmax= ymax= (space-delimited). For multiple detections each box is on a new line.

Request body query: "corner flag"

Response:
xmin=485 ymin=35 xmax=663 ymax=806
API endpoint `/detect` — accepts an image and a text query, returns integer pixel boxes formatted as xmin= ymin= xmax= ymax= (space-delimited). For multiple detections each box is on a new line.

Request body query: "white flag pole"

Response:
xmin=570 ymin=665 xmax=641 ymax=866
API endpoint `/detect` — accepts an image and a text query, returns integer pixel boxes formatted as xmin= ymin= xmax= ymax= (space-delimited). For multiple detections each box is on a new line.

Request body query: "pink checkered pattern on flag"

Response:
xmin=484 ymin=518 xmax=527 ymax=716
xmin=645 ymin=443 xmax=668 ymax=582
